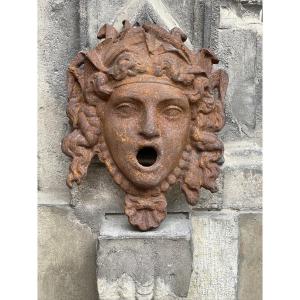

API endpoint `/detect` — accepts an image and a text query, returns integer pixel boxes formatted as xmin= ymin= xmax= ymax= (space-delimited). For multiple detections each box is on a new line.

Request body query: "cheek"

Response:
xmin=103 ymin=111 xmax=140 ymax=145
xmin=159 ymin=115 xmax=190 ymax=145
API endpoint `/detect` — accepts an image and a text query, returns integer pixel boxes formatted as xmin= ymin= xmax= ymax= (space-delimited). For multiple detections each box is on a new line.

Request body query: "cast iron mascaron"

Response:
xmin=62 ymin=21 xmax=228 ymax=231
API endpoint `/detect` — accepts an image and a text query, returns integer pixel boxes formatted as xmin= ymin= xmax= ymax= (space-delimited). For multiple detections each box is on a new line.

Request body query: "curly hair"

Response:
xmin=62 ymin=20 xmax=228 ymax=206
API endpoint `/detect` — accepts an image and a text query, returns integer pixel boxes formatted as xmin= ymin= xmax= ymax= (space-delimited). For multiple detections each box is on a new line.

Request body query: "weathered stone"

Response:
xmin=69 ymin=164 xmax=191 ymax=233
xmin=81 ymin=0 xmax=195 ymax=49
xmin=38 ymin=206 xmax=98 ymax=300
xmin=196 ymin=173 xmax=224 ymax=210
xmin=80 ymin=0 xmax=223 ymax=52
xmin=159 ymin=0 xmax=221 ymax=51
xmin=216 ymin=0 xmax=262 ymax=141
xmin=221 ymin=140 xmax=262 ymax=210
xmin=97 ymin=214 xmax=192 ymax=299
xmin=188 ymin=211 xmax=239 ymax=299
xmin=165 ymin=183 xmax=192 ymax=212
xmin=193 ymin=140 xmax=261 ymax=211
xmin=223 ymin=167 xmax=262 ymax=210
xmin=71 ymin=163 xmax=191 ymax=211
xmin=217 ymin=27 xmax=258 ymax=139
xmin=169 ymin=176 xmax=222 ymax=214
xmin=224 ymin=139 xmax=262 ymax=166
xmin=238 ymin=213 xmax=262 ymax=300
xmin=163 ymin=0 xmax=197 ymax=45
xmin=219 ymin=1 xmax=262 ymax=30
xmin=71 ymin=162 xmax=125 ymax=210
xmin=38 ymin=0 xmax=80 ymax=204
xmin=255 ymin=30 xmax=262 ymax=134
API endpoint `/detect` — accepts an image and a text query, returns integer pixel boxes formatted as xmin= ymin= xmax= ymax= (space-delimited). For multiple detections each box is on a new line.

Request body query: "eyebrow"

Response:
xmin=111 ymin=92 xmax=188 ymax=106
xmin=112 ymin=96 xmax=143 ymax=103
xmin=158 ymin=97 xmax=187 ymax=103
xmin=158 ymin=97 xmax=189 ymax=109
xmin=118 ymin=94 xmax=186 ymax=101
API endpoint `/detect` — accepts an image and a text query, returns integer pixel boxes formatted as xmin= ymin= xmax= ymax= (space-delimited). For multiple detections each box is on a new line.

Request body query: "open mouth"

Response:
xmin=136 ymin=146 xmax=158 ymax=167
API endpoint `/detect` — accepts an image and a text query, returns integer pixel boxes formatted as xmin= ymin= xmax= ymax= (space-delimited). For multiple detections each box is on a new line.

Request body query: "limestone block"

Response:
xmin=38 ymin=0 xmax=80 ymax=204
xmin=215 ymin=0 xmax=262 ymax=140
xmin=222 ymin=140 xmax=262 ymax=210
xmin=70 ymin=162 xmax=125 ymax=211
xmin=188 ymin=211 xmax=239 ymax=300
xmin=217 ymin=28 xmax=258 ymax=139
xmin=80 ymin=0 xmax=190 ymax=49
xmin=238 ymin=213 xmax=262 ymax=300
xmin=193 ymin=140 xmax=262 ymax=211
xmin=165 ymin=183 xmax=192 ymax=212
xmin=159 ymin=0 xmax=220 ymax=50
xmin=80 ymin=0 xmax=221 ymax=51
xmin=223 ymin=167 xmax=262 ymax=210
xmin=219 ymin=1 xmax=262 ymax=30
xmin=196 ymin=173 xmax=224 ymax=210
xmin=38 ymin=205 xmax=98 ymax=300
xmin=97 ymin=214 xmax=192 ymax=299
xmin=255 ymin=30 xmax=262 ymax=131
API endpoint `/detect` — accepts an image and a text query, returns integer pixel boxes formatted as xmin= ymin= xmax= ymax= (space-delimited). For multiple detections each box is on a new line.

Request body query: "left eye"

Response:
xmin=163 ymin=105 xmax=183 ymax=117
xmin=115 ymin=102 xmax=138 ymax=116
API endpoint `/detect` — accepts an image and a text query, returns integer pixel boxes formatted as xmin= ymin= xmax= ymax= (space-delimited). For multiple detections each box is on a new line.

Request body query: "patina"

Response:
xmin=62 ymin=21 xmax=228 ymax=231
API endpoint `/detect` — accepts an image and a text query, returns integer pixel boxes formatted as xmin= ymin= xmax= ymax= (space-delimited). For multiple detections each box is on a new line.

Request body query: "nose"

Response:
xmin=139 ymin=108 xmax=160 ymax=139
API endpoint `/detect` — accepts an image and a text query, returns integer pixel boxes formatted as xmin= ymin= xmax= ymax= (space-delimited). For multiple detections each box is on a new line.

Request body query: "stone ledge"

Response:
xmin=99 ymin=213 xmax=191 ymax=240
xmin=223 ymin=140 xmax=262 ymax=169
xmin=38 ymin=189 xmax=70 ymax=205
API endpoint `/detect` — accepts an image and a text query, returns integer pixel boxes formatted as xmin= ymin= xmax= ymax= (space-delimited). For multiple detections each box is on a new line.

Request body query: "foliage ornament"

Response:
xmin=62 ymin=21 xmax=228 ymax=231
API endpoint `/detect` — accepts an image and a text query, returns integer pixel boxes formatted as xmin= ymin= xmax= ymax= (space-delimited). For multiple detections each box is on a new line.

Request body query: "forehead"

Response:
xmin=110 ymin=82 xmax=186 ymax=102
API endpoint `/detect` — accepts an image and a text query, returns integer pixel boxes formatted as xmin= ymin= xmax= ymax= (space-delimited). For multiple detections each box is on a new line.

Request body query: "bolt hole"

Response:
xmin=136 ymin=147 xmax=157 ymax=167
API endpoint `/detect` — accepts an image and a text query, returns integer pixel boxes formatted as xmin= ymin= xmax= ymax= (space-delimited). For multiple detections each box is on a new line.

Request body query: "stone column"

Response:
xmin=96 ymin=214 xmax=192 ymax=299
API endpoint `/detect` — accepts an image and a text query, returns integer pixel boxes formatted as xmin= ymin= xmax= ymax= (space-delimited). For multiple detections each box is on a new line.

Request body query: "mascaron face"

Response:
xmin=103 ymin=82 xmax=191 ymax=189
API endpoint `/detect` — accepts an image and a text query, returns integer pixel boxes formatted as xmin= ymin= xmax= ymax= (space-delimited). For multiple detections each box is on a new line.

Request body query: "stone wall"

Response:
xmin=38 ymin=0 xmax=262 ymax=299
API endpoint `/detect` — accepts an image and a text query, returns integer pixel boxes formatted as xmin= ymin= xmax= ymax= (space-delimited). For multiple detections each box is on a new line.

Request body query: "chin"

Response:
xmin=129 ymin=173 xmax=164 ymax=190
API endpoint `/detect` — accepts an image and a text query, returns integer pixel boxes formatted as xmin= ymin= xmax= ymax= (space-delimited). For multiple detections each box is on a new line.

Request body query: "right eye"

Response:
xmin=115 ymin=102 xmax=138 ymax=117
xmin=162 ymin=105 xmax=183 ymax=119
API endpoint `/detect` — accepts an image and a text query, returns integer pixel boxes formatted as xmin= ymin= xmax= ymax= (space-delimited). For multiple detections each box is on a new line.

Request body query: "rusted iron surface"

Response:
xmin=62 ymin=21 xmax=228 ymax=231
